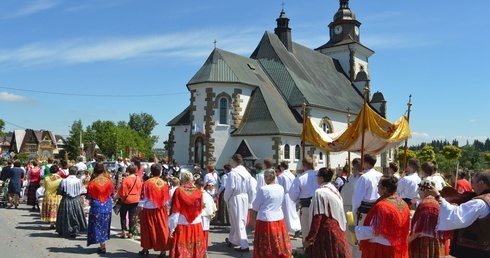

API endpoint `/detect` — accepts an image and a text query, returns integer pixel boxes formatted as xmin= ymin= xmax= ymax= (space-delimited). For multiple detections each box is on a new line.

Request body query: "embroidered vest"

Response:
xmin=450 ymin=193 xmax=490 ymax=258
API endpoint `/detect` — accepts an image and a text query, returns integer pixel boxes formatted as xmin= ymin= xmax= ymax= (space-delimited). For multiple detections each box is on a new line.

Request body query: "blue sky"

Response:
xmin=0 ymin=0 xmax=488 ymax=148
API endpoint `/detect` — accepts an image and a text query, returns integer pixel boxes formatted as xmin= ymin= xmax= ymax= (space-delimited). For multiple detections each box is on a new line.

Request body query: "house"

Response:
xmin=167 ymin=1 xmax=393 ymax=171
xmin=9 ymin=129 xmax=58 ymax=160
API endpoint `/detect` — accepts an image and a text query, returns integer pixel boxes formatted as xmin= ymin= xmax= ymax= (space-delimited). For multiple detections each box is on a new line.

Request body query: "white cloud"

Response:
xmin=0 ymin=28 xmax=260 ymax=68
xmin=1 ymin=0 xmax=61 ymax=19
xmin=0 ymin=92 xmax=29 ymax=102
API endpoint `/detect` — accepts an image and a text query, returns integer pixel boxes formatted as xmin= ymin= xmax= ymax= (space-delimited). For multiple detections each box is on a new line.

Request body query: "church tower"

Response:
xmin=316 ymin=0 xmax=374 ymax=93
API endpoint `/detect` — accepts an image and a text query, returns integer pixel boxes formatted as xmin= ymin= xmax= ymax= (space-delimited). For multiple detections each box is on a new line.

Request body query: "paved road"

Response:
xmin=0 ymin=202 xmax=303 ymax=257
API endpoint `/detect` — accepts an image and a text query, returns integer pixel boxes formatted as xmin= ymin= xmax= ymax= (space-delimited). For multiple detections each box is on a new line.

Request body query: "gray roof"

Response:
xmin=251 ymin=31 xmax=364 ymax=113
xmin=167 ymin=105 xmax=191 ymax=126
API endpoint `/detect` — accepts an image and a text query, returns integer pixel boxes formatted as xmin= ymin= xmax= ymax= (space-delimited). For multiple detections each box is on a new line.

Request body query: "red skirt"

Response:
xmin=253 ymin=219 xmax=292 ymax=258
xmin=361 ymin=242 xmax=408 ymax=258
xmin=140 ymin=208 xmax=169 ymax=251
xmin=169 ymin=223 xmax=206 ymax=258
xmin=408 ymin=236 xmax=445 ymax=258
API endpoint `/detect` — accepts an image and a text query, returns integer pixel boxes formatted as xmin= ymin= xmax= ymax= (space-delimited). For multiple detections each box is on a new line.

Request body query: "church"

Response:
xmin=167 ymin=0 xmax=393 ymax=172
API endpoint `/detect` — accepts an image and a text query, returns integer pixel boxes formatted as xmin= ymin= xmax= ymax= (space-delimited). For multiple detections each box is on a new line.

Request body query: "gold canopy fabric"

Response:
xmin=301 ymin=102 xmax=411 ymax=155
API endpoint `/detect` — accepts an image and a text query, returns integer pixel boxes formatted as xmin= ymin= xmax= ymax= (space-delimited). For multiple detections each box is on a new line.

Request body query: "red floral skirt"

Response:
xmin=305 ymin=215 xmax=352 ymax=258
xmin=169 ymin=223 xmax=206 ymax=258
xmin=253 ymin=219 xmax=292 ymax=258
xmin=408 ymin=236 xmax=445 ymax=258
xmin=361 ymin=242 xmax=408 ymax=258
xmin=140 ymin=208 xmax=169 ymax=251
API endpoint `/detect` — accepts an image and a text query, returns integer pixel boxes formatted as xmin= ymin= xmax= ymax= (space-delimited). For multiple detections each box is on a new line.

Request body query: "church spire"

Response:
xmin=274 ymin=5 xmax=293 ymax=52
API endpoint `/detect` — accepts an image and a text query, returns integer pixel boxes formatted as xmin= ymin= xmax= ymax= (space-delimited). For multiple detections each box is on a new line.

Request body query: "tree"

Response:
xmin=128 ymin=112 xmax=158 ymax=137
xmin=65 ymin=120 xmax=84 ymax=160
xmin=0 ymin=119 xmax=5 ymax=136
xmin=396 ymin=149 xmax=417 ymax=170
xmin=417 ymin=145 xmax=436 ymax=163
xmin=484 ymin=152 xmax=490 ymax=169
xmin=439 ymin=145 xmax=462 ymax=173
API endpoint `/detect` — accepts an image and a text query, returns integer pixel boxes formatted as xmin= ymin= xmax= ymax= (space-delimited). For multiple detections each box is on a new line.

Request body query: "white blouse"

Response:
xmin=252 ymin=184 xmax=284 ymax=222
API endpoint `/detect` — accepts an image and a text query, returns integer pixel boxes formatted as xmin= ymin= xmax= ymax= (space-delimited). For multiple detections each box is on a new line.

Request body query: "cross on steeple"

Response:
xmin=281 ymin=1 xmax=286 ymax=10
xmin=340 ymin=0 xmax=349 ymax=9
xmin=213 ymin=39 xmax=217 ymax=48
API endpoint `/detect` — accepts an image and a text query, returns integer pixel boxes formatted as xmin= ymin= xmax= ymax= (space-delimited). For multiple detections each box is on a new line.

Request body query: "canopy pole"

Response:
xmin=347 ymin=108 xmax=351 ymax=173
xmin=402 ymin=94 xmax=412 ymax=173
xmin=302 ymin=99 xmax=307 ymax=159
xmin=360 ymin=83 xmax=369 ymax=170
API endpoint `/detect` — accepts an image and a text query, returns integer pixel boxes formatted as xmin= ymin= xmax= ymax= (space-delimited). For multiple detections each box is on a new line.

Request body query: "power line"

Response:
xmin=0 ymin=86 xmax=188 ymax=97
xmin=2 ymin=119 xmax=26 ymax=129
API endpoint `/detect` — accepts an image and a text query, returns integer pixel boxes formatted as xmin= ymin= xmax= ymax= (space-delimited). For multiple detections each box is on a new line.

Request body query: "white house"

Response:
xmin=167 ymin=1 xmax=393 ymax=172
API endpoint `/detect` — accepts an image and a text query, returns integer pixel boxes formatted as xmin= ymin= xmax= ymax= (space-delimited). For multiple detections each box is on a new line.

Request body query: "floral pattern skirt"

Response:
xmin=253 ymin=219 xmax=292 ymax=258
xmin=169 ymin=222 xmax=206 ymax=258
xmin=40 ymin=194 xmax=62 ymax=223
xmin=87 ymin=199 xmax=112 ymax=246
xmin=361 ymin=242 xmax=408 ymax=258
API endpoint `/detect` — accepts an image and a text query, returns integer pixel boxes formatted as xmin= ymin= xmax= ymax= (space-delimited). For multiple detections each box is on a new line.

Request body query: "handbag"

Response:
xmin=113 ymin=176 xmax=138 ymax=215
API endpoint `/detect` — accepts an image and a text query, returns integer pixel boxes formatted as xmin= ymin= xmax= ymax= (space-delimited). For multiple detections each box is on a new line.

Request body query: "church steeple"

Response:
xmin=274 ymin=7 xmax=293 ymax=52
xmin=315 ymin=0 xmax=374 ymax=84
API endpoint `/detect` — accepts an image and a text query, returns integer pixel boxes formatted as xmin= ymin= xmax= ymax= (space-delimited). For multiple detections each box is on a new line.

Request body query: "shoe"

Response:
xmin=138 ymin=249 xmax=149 ymax=256
xmin=50 ymin=224 xmax=55 ymax=229
xmin=96 ymin=247 xmax=106 ymax=254
xmin=234 ymin=247 xmax=250 ymax=252
xmin=127 ymin=233 xmax=133 ymax=239
xmin=157 ymin=253 xmax=166 ymax=258
xmin=293 ymin=231 xmax=301 ymax=238
xmin=70 ymin=234 xmax=77 ymax=239
xmin=121 ymin=230 xmax=127 ymax=238
xmin=225 ymin=238 xmax=232 ymax=247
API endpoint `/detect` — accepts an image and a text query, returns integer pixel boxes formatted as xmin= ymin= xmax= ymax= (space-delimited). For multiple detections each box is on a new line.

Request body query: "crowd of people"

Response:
xmin=0 ymin=152 xmax=489 ymax=258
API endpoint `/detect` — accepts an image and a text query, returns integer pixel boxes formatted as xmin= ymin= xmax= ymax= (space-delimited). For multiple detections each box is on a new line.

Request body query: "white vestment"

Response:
xmin=277 ymin=170 xmax=301 ymax=232
xmin=224 ymin=165 xmax=253 ymax=249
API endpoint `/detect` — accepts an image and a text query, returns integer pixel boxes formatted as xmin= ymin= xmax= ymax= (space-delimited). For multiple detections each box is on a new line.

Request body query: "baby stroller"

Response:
xmin=0 ymin=179 xmax=9 ymax=208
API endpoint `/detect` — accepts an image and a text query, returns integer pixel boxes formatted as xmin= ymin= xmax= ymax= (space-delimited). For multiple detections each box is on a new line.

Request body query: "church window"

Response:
xmin=194 ymin=137 xmax=204 ymax=168
xmin=320 ymin=117 xmax=333 ymax=133
xmin=295 ymin=145 xmax=300 ymax=160
xmin=319 ymin=152 xmax=323 ymax=160
xmin=219 ymin=98 xmax=228 ymax=124
xmin=284 ymin=144 xmax=290 ymax=160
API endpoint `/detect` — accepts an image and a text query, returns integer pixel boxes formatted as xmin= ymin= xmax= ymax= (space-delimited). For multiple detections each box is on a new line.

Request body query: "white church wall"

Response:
xmin=172 ymin=125 xmax=190 ymax=165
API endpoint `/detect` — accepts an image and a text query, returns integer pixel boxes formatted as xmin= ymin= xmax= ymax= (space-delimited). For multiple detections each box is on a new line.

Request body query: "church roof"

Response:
xmin=167 ymin=105 xmax=191 ymax=126
xmin=251 ymin=31 xmax=364 ymax=113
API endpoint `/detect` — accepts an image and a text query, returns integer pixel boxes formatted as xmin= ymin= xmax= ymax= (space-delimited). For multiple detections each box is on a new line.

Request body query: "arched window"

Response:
xmin=322 ymin=122 xmax=331 ymax=133
xmin=295 ymin=145 xmax=300 ymax=160
xmin=194 ymin=137 xmax=204 ymax=168
xmin=284 ymin=144 xmax=290 ymax=159
xmin=319 ymin=152 xmax=323 ymax=160
xmin=219 ymin=98 xmax=228 ymax=124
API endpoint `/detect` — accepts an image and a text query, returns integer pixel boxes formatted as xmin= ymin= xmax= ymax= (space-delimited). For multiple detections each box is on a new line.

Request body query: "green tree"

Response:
xmin=90 ymin=120 xmax=117 ymax=159
xmin=65 ymin=120 xmax=84 ymax=160
xmin=417 ymin=145 xmax=436 ymax=163
xmin=484 ymin=152 xmax=490 ymax=169
xmin=128 ymin=112 xmax=159 ymax=149
xmin=396 ymin=149 xmax=417 ymax=170
xmin=439 ymin=145 xmax=462 ymax=173
xmin=459 ymin=145 xmax=483 ymax=170
xmin=0 ymin=119 xmax=5 ymax=136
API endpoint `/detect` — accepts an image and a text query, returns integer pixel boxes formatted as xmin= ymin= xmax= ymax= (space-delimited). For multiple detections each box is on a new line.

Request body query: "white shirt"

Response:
xmin=252 ymin=184 xmax=284 ymax=222
xmin=204 ymin=171 xmax=218 ymax=186
xmin=334 ymin=176 xmax=346 ymax=190
xmin=341 ymin=174 xmax=360 ymax=207
xmin=351 ymin=168 xmax=382 ymax=215
xmin=437 ymin=197 xmax=490 ymax=231
xmin=289 ymin=169 xmax=317 ymax=201
xmin=397 ymin=172 xmax=421 ymax=200
xmin=218 ymin=172 xmax=228 ymax=194
xmin=223 ymin=165 xmax=253 ymax=202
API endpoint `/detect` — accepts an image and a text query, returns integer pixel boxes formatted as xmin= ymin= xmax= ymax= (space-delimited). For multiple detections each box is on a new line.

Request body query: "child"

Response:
xmin=36 ymin=182 xmax=45 ymax=214
xmin=195 ymin=178 xmax=217 ymax=256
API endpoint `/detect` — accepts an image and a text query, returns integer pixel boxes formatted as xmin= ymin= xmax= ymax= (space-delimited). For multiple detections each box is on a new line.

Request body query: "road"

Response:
xmin=0 ymin=202 xmax=303 ymax=258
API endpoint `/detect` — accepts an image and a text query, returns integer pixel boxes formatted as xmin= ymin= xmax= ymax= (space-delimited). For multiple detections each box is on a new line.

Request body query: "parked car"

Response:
xmin=102 ymin=161 xmax=117 ymax=174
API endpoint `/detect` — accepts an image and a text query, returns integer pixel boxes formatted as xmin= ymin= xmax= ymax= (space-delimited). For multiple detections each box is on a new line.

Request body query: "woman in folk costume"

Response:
xmin=168 ymin=171 xmax=205 ymax=258
xmin=135 ymin=163 xmax=170 ymax=258
xmin=408 ymin=177 xmax=449 ymax=257
xmin=56 ymin=166 xmax=87 ymax=238
xmin=303 ymin=167 xmax=351 ymax=258
xmin=350 ymin=176 xmax=410 ymax=258
xmin=86 ymin=162 xmax=114 ymax=254
xmin=252 ymin=169 xmax=292 ymax=258
xmin=40 ymin=165 xmax=63 ymax=229
xmin=27 ymin=160 xmax=42 ymax=210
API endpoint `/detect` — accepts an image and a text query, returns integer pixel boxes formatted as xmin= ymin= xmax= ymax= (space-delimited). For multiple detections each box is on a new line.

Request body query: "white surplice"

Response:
xmin=277 ymin=169 xmax=301 ymax=232
xmin=224 ymin=165 xmax=253 ymax=249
